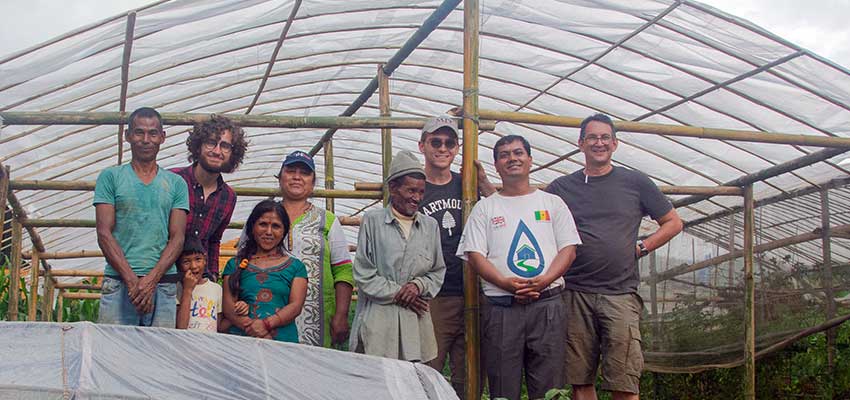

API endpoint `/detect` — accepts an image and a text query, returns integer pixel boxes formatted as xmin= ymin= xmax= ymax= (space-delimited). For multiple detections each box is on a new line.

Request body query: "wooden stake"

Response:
xmin=27 ymin=250 xmax=39 ymax=321
xmin=743 ymin=184 xmax=756 ymax=400
xmin=820 ymin=189 xmax=836 ymax=376
xmin=462 ymin=1 xmax=481 ymax=398
xmin=43 ymin=272 xmax=54 ymax=322
xmin=56 ymin=290 xmax=64 ymax=322
xmin=8 ymin=219 xmax=22 ymax=321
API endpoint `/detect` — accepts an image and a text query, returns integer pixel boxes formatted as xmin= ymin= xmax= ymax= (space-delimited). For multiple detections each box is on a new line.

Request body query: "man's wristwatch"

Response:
xmin=637 ymin=240 xmax=649 ymax=258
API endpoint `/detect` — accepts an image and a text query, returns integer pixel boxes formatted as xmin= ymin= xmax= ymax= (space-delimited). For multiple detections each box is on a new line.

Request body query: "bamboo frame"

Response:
xmin=43 ymin=273 xmax=54 ymax=322
xmin=476 ymin=109 xmax=850 ymax=148
xmin=324 ymin=140 xmax=335 ymax=213
xmin=820 ymin=189 xmax=836 ymax=372
xmin=245 ymin=0 xmax=302 ymax=114
xmin=379 ymin=63 xmax=392 ymax=206
xmin=7 ymin=219 xmax=22 ymax=321
xmin=743 ymin=185 xmax=756 ymax=400
xmin=20 ymin=216 xmax=360 ymax=231
xmin=0 ymin=111 xmax=496 ymax=131
xmin=355 ymin=181 xmax=744 ymax=196
xmin=27 ymin=250 xmax=39 ymax=321
xmin=116 ymin=12 xmax=136 ymax=166
xmin=462 ymin=1 xmax=481 ymax=398
xmin=61 ymin=292 xmax=101 ymax=300
xmin=0 ymin=165 xmax=9 ymax=251
xmin=306 ymin=0 xmax=464 ymax=156
xmin=56 ymin=290 xmax=64 ymax=322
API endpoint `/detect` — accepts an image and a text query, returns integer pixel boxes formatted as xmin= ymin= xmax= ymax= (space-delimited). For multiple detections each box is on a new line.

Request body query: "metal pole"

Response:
xmin=8 ymin=219 xmax=22 ymax=321
xmin=743 ymin=184 xmax=756 ymax=400
xmin=379 ymin=64 xmax=392 ymax=206
xmin=820 ymin=189 xmax=836 ymax=375
xmin=462 ymin=1 xmax=481 ymax=398
xmin=28 ymin=250 xmax=39 ymax=321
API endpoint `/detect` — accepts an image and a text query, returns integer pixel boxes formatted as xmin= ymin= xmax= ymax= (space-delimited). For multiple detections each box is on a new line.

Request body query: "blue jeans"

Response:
xmin=98 ymin=276 xmax=177 ymax=327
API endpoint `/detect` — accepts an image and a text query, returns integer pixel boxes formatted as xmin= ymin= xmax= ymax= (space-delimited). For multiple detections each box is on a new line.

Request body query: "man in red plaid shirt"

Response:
xmin=171 ymin=115 xmax=248 ymax=280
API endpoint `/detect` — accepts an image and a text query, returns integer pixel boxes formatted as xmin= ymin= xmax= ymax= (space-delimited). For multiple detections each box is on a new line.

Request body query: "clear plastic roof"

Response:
xmin=2 ymin=0 xmax=850 ymax=273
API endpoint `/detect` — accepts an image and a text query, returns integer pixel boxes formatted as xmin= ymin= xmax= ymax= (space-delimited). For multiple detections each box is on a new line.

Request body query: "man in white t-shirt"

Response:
xmin=457 ymin=135 xmax=581 ymax=400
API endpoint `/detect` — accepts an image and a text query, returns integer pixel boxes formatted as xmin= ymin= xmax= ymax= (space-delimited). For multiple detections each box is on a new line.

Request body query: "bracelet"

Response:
xmin=262 ymin=318 xmax=273 ymax=331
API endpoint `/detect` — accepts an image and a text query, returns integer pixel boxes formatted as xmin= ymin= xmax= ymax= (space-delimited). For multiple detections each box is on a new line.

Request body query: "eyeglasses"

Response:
xmin=583 ymin=135 xmax=613 ymax=144
xmin=428 ymin=138 xmax=458 ymax=149
xmin=202 ymin=138 xmax=234 ymax=153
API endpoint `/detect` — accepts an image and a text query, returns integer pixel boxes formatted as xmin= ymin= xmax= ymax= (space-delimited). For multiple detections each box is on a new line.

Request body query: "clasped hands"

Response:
xmin=394 ymin=282 xmax=429 ymax=317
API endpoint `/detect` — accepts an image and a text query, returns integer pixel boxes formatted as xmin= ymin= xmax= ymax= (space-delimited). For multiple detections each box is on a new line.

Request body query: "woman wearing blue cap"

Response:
xmin=275 ymin=150 xmax=355 ymax=348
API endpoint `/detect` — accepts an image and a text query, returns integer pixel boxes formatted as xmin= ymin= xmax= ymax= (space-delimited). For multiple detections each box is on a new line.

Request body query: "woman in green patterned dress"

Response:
xmin=222 ymin=200 xmax=308 ymax=342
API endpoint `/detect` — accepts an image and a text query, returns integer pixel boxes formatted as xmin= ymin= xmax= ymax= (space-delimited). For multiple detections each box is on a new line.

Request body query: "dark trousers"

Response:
xmin=481 ymin=291 xmax=566 ymax=400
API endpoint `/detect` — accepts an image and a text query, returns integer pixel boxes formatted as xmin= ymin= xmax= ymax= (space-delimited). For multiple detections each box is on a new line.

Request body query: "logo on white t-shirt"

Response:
xmin=507 ymin=221 xmax=545 ymax=277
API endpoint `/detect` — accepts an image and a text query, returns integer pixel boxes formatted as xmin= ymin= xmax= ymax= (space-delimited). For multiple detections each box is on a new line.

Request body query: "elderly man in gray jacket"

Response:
xmin=350 ymin=150 xmax=446 ymax=362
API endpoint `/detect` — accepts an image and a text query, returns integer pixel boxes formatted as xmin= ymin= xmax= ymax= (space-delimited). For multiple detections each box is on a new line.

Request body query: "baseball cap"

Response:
xmin=421 ymin=116 xmax=459 ymax=141
xmin=280 ymin=150 xmax=315 ymax=172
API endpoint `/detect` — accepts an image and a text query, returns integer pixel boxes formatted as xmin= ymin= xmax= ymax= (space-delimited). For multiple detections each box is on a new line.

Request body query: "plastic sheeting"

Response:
xmin=0 ymin=322 xmax=457 ymax=400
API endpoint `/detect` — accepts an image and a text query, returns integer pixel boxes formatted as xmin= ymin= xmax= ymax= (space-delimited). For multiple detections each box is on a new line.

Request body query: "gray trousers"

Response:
xmin=481 ymin=292 xmax=566 ymax=400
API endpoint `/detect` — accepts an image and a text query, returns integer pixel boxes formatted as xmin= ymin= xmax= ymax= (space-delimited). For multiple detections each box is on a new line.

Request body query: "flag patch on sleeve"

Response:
xmin=534 ymin=210 xmax=550 ymax=221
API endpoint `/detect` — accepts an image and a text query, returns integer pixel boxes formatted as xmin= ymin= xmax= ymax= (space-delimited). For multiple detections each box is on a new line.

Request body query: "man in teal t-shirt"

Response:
xmin=93 ymin=107 xmax=189 ymax=327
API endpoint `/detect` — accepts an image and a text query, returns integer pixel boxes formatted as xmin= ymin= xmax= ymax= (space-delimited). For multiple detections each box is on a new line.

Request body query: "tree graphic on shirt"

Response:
xmin=442 ymin=211 xmax=456 ymax=236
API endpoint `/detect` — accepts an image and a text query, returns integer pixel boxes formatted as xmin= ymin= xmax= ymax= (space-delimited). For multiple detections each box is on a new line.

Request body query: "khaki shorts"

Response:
xmin=563 ymin=289 xmax=643 ymax=394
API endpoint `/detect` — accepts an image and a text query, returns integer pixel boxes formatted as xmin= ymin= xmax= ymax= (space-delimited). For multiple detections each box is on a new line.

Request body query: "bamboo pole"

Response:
xmin=648 ymin=223 xmax=850 ymax=283
xmin=354 ymin=181 xmax=744 ymax=196
xmin=8 ymin=219 xmax=22 ymax=321
xmin=26 ymin=246 xmax=364 ymax=262
xmin=9 ymin=180 xmax=382 ymax=199
xmin=49 ymin=270 xmax=104 ymax=277
xmin=379 ymin=64 xmax=392 ymax=206
xmin=462 ymin=1 xmax=481 ymax=398
xmin=0 ymin=111 xmax=496 ymax=131
xmin=27 ymin=250 xmax=39 ymax=321
xmin=0 ymin=165 xmax=9 ymax=249
xmin=55 ymin=283 xmax=102 ymax=291
xmin=56 ymin=290 xmax=64 ymax=322
xmin=649 ymin=250 xmax=659 ymax=344
xmin=476 ymin=109 xmax=850 ymax=148
xmin=61 ymin=292 xmax=101 ymax=300
xmin=743 ymin=184 xmax=756 ymax=400
xmin=306 ymin=0 xmax=465 ymax=156
xmin=21 ymin=216 xmax=360 ymax=231
xmin=728 ymin=215 xmax=735 ymax=286
xmin=245 ymin=0 xmax=301 ymax=114
xmin=43 ymin=272 xmax=54 ymax=322
xmin=820 ymin=189 xmax=836 ymax=374
xmin=324 ymin=140 xmax=335 ymax=213
xmin=117 ymin=12 xmax=136 ymax=166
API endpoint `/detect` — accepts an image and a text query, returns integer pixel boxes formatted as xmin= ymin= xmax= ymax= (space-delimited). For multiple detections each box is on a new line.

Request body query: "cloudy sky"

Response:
xmin=1 ymin=0 xmax=849 ymax=68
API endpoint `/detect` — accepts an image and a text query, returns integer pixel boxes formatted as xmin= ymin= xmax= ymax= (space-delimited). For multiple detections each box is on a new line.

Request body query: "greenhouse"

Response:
xmin=1 ymin=0 xmax=849 ymax=398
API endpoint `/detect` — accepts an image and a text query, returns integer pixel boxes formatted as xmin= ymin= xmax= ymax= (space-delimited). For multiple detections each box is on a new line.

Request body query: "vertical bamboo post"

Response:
xmin=117 ymin=12 xmax=137 ymax=165
xmin=462 ymin=1 xmax=481 ymax=398
xmin=743 ymin=184 xmax=756 ymax=400
xmin=728 ymin=215 xmax=735 ymax=286
xmin=324 ymin=140 xmax=335 ymax=213
xmin=820 ymin=189 xmax=836 ymax=374
xmin=379 ymin=64 xmax=391 ymax=206
xmin=28 ymin=250 xmax=40 ymax=321
xmin=56 ymin=290 xmax=65 ymax=322
xmin=8 ymin=219 xmax=22 ymax=321
xmin=43 ymin=269 xmax=55 ymax=322
xmin=0 ymin=165 xmax=9 ymax=250
xmin=649 ymin=250 xmax=659 ymax=340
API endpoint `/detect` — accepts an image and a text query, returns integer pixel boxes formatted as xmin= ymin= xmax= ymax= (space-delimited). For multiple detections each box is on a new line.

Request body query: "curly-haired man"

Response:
xmin=171 ymin=115 xmax=248 ymax=280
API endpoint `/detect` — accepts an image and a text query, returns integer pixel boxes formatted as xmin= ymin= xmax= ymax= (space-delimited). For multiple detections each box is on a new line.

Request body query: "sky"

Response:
xmin=1 ymin=0 xmax=849 ymax=68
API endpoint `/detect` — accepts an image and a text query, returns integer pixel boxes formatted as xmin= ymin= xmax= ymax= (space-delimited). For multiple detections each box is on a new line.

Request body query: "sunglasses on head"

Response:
xmin=427 ymin=138 xmax=458 ymax=149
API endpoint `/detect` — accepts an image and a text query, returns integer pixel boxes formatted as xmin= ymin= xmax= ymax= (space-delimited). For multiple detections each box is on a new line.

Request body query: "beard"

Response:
xmin=198 ymin=154 xmax=230 ymax=173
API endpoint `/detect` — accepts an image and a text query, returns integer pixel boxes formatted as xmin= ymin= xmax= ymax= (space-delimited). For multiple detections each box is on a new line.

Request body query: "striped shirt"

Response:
xmin=170 ymin=165 xmax=236 ymax=277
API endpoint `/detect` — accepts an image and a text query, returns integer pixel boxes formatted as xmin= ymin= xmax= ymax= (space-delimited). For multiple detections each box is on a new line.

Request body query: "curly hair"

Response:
xmin=185 ymin=115 xmax=248 ymax=173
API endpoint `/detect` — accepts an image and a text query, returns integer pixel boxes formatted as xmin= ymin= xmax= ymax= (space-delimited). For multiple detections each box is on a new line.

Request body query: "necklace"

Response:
xmin=239 ymin=251 xmax=284 ymax=269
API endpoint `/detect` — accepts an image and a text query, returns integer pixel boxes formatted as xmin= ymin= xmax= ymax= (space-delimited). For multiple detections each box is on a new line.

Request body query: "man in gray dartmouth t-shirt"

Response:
xmin=546 ymin=113 xmax=683 ymax=400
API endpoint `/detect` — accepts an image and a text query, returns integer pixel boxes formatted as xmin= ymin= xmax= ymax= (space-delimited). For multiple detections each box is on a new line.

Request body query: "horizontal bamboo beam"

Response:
xmin=61 ymin=292 xmax=100 ymax=300
xmin=477 ymin=109 xmax=850 ymax=148
xmin=27 ymin=244 xmax=357 ymax=261
xmin=0 ymin=111 xmax=496 ymax=131
xmin=10 ymin=180 xmax=382 ymax=200
xmin=22 ymin=215 xmax=360 ymax=230
xmin=48 ymin=269 xmax=104 ymax=277
xmin=54 ymin=283 xmax=102 ymax=290
xmin=354 ymin=181 xmax=742 ymax=196
xmin=649 ymin=223 xmax=850 ymax=283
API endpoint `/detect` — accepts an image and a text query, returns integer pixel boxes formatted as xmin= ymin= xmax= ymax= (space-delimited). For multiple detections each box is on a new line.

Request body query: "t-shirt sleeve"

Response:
xmin=93 ymin=168 xmax=116 ymax=206
xmin=222 ymin=257 xmax=238 ymax=276
xmin=293 ymin=259 xmax=308 ymax=279
xmin=213 ymin=283 xmax=223 ymax=315
xmin=551 ymin=196 xmax=582 ymax=250
xmin=636 ymin=173 xmax=673 ymax=220
xmin=171 ymin=175 xmax=190 ymax=211
xmin=455 ymin=201 xmax=489 ymax=260
xmin=327 ymin=215 xmax=354 ymax=286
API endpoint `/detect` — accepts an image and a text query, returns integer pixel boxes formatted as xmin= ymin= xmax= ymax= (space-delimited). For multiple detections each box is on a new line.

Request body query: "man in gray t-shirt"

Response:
xmin=546 ymin=113 xmax=683 ymax=400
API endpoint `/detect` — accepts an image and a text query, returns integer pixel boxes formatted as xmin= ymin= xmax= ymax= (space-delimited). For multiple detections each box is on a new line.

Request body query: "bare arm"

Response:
xmin=222 ymin=276 xmax=252 ymax=329
xmin=331 ymin=282 xmax=353 ymax=344
xmin=637 ymin=208 xmax=683 ymax=258
xmin=95 ymin=204 xmax=136 ymax=283
xmin=267 ymin=277 xmax=308 ymax=328
xmin=474 ymin=160 xmax=497 ymax=197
